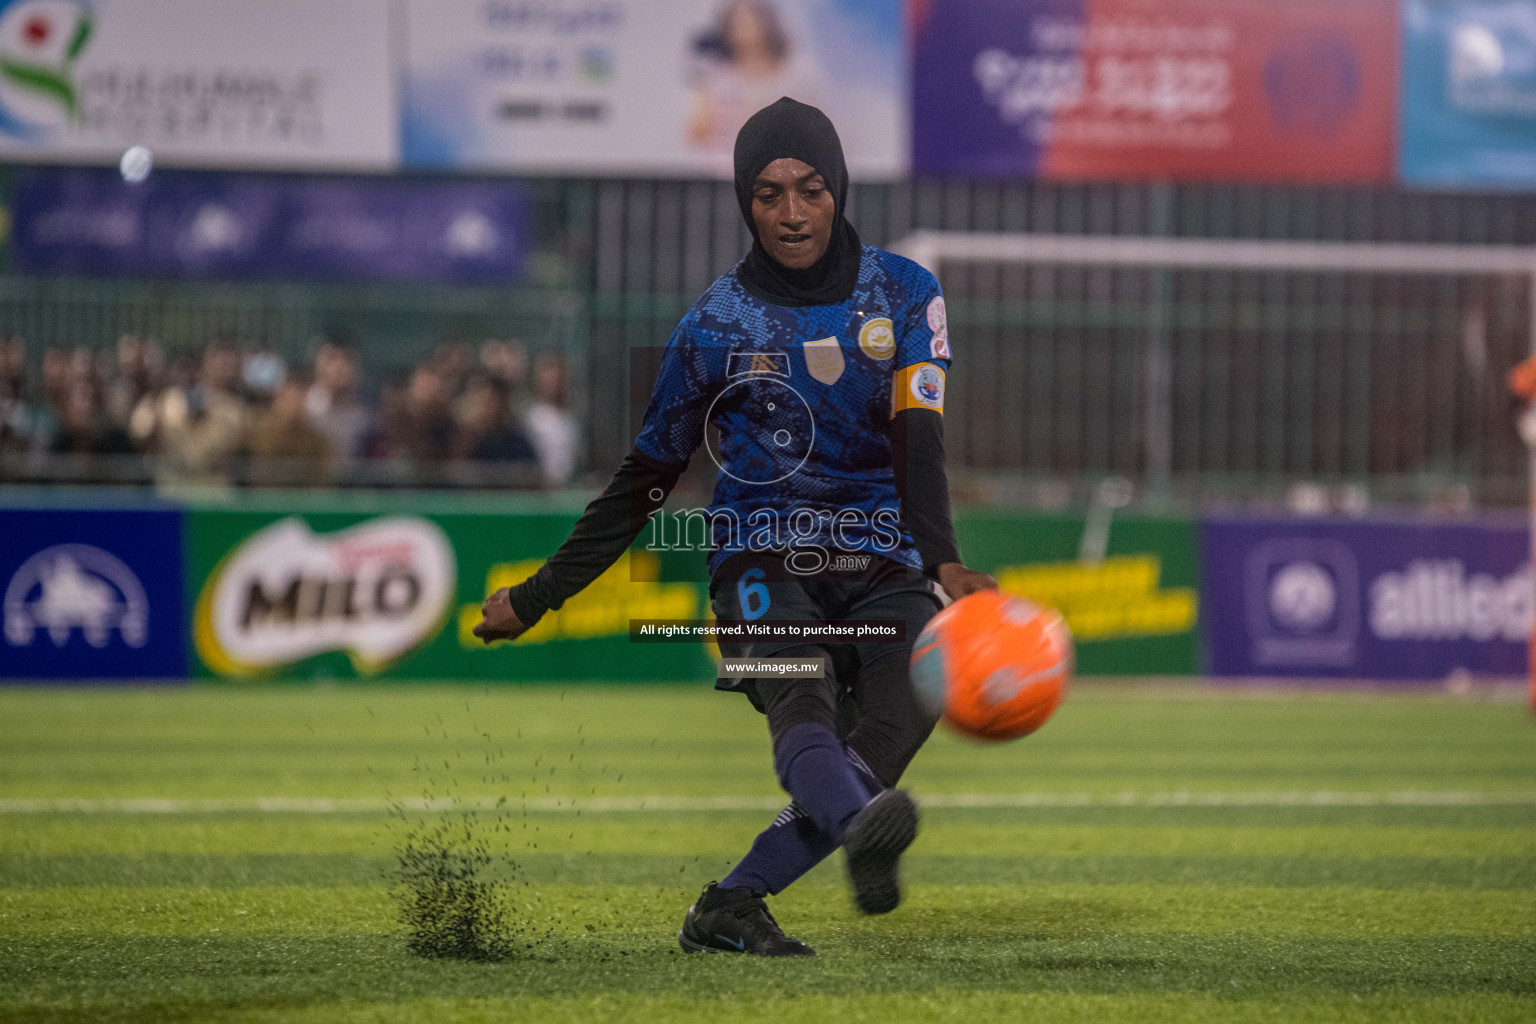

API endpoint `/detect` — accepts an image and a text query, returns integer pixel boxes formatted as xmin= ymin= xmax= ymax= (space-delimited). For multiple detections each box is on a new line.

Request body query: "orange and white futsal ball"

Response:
xmin=910 ymin=591 xmax=1072 ymax=741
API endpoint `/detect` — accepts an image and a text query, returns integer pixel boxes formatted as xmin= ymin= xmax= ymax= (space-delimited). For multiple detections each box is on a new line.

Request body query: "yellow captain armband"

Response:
xmin=891 ymin=362 xmax=946 ymax=417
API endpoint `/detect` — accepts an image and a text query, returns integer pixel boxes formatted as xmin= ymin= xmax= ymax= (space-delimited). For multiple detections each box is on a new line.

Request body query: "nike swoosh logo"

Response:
xmin=714 ymin=934 xmax=746 ymax=950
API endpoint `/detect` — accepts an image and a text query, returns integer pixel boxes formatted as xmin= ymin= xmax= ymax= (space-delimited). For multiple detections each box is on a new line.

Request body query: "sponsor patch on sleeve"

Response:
xmin=926 ymin=296 xmax=950 ymax=360
xmin=891 ymin=362 xmax=946 ymax=416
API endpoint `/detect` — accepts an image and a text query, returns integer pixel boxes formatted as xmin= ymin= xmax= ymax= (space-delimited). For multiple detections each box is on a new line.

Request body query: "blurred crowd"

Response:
xmin=0 ymin=334 xmax=581 ymax=488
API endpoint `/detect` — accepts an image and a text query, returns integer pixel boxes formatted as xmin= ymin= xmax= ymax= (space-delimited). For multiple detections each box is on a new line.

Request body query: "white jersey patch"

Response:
xmin=927 ymin=296 xmax=950 ymax=360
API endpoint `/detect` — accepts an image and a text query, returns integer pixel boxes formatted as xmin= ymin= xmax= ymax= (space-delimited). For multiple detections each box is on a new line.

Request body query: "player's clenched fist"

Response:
xmin=472 ymin=587 xmax=528 ymax=644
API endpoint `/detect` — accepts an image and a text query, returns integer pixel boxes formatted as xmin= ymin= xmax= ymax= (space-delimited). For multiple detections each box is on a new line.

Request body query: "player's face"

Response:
xmin=751 ymin=158 xmax=835 ymax=270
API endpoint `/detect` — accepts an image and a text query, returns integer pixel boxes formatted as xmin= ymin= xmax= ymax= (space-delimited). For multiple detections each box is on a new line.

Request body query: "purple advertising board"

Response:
xmin=11 ymin=168 xmax=529 ymax=284
xmin=1201 ymin=516 xmax=1530 ymax=681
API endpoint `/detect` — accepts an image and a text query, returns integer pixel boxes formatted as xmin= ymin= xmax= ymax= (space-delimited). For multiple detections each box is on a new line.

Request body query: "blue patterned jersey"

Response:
xmin=634 ymin=245 xmax=952 ymax=576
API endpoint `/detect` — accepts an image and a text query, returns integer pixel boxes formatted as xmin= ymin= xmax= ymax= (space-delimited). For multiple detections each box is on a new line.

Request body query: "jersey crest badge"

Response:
xmin=802 ymin=337 xmax=845 ymax=385
xmin=858 ymin=317 xmax=896 ymax=361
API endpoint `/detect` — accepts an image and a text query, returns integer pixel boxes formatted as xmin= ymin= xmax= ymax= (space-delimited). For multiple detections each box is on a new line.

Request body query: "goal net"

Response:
xmin=891 ymin=231 xmax=1536 ymax=510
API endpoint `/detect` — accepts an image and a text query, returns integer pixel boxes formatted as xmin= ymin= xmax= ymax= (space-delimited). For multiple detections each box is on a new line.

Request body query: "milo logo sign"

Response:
xmin=195 ymin=516 xmax=454 ymax=676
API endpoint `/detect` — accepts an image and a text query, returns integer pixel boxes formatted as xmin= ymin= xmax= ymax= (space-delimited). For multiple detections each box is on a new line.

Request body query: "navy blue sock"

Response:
xmin=720 ymin=803 xmax=835 ymax=894
xmin=772 ymin=722 xmax=870 ymax=844
xmin=721 ymin=741 xmax=886 ymax=895
xmin=720 ymin=735 xmax=884 ymax=896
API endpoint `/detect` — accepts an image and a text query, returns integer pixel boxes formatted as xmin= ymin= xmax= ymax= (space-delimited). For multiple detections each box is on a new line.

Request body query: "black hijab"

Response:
xmin=733 ymin=97 xmax=863 ymax=308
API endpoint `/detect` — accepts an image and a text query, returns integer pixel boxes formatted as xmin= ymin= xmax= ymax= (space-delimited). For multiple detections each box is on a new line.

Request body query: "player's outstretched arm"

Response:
xmin=889 ymin=406 xmax=996 ymax=601
xmin=471 ymin=447 xmax=685 ymax=644
xmin=474 ymin=303 xmax=712 ymax=644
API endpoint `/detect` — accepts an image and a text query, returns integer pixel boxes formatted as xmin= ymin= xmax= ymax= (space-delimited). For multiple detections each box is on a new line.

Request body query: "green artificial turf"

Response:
xmin=1 ymin=683 xmax=1533 ymax=1023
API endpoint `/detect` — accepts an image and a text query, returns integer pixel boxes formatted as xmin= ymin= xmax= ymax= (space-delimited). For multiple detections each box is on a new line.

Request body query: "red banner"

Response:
xmin=914 ymin=0 xmax=1398 ymax=183
xmin=1042 ymin=0 xmax=1398 ymax=183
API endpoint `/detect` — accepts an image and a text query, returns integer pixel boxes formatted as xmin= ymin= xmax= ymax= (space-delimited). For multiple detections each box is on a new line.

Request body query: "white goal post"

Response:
xmin=893 ymin=231 xmax=1536 ymax=282
xmin=893 ymin=231 xmax=1536 ymax=365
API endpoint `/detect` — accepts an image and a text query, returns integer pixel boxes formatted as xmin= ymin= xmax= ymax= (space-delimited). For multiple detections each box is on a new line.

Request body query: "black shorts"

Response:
xmin=709 ymin=551 xmax=942 ymax=712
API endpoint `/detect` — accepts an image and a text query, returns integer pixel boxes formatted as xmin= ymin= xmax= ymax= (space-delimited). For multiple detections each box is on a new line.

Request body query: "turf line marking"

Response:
xmin=2 ymin=791 xmax=1535 ymax=814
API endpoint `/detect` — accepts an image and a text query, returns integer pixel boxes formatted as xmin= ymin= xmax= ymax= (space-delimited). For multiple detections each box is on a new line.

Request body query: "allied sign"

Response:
xmin=0 ymin=0 xmax=395 ymax=171
xmin=1401 ymin=0 xmax=1536 ymax=187
xmin=1201 ymin=516 xmax=1531 ymax=680
xmin=11 ymin=168 xmax=530 ymax=284
xmin=912 ymin=0 xmax=1397 ymax=182
xmin=401 ymin=0 xmax=906 ymax=177
xmin=0 ymin=507 xmax=185 ymax=679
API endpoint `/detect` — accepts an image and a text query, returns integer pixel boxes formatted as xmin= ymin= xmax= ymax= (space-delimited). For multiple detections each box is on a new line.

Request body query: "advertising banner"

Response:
xmin=912 ymin=0 xmax=1397 ymax=183
xmin=11 ymin=168 xmax=529 ymax=284
xmin=954 ymin=511 xmax=1202 ymax=675
xmin=186 ymin=508 xmax=712 ymax=683
xmin=1401 ymin=0 xmax=1536 ymax=187
xmin=0 ymin=0 xmax=395 ymax=171
xmin=0 ymin=507 xmax=185 ymax=680
xmin=401 ymin=0 xmax=906 ymax=178
xmin=1201 ymin=516 xmax=1530 ymax=681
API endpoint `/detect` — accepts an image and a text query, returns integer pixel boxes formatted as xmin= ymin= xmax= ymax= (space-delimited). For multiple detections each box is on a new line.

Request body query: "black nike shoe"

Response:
xmin=843 ymin=788 xmax=919 ymax=915
xmin=677 ymin=882 xmax=815 ymax=957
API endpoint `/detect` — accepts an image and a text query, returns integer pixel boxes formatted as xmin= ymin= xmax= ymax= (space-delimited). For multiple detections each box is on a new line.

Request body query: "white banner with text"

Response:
xmin=0 ymin=0 xmax=396 ymax=171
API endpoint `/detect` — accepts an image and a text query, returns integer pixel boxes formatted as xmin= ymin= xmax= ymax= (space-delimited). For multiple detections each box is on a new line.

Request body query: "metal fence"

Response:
xmin=0 ymin=276 xmax=584 ymax=373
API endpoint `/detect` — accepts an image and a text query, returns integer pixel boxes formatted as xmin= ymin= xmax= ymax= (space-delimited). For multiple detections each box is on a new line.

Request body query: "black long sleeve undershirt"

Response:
xmin=889 ymin=407 xmax=962 ymax=576
xmin=507 ymin=408 xmax=961 ymax=625
xmin=506 ymin=448 xmax=683 ymax=628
